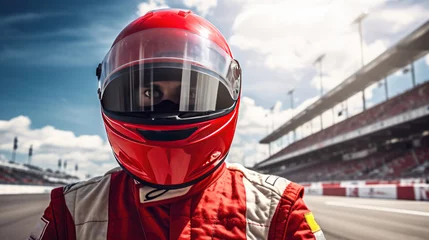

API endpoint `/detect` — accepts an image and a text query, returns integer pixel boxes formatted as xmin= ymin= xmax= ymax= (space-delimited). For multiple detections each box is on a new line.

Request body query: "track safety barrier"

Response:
xmin=0 ymin=184 xmax=55 ymax=195
xmin=304 ymin=184 xmax=429 ymax=201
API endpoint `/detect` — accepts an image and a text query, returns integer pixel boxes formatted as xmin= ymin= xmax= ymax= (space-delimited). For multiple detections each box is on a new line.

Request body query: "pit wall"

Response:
xmin=304 ymin=184 xmax=429 ymax=201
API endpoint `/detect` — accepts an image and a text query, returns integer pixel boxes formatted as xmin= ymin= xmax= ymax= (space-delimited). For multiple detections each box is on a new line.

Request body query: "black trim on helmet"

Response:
xmin=137 ymin=127 xmax=198 ymax=141
xmin=102 ymin=101 xmax=236 ymax=125
xmin=96 ymin=63 xmax=102 ymax=80
xmin=113 ymin=152 xmax=227 ymax=190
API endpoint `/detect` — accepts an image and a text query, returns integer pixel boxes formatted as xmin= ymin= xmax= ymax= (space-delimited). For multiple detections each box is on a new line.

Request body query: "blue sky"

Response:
xmin=1 ymin=0 xmax=428 ymax=176
xmin=1 ymin=1 xmax=145 ymax=136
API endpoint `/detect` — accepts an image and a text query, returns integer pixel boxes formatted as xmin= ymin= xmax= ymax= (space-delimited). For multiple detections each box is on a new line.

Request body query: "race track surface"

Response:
xmin=304 ymin=195 xmax=429 ymax=240
xmin=0 ymin=194 xmax=50 ymax=240
xmin=0 ymin=194 xmax=428 ymax=239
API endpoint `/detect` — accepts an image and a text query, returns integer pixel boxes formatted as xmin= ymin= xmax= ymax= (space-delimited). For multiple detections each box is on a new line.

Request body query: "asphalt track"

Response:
xmin=0 ymin=194 xmax=428 ymax=240
xmin=0 ymin=194 xmax=50 ymax=240
xmin=304 ymin=195 xmax=429 ymax=240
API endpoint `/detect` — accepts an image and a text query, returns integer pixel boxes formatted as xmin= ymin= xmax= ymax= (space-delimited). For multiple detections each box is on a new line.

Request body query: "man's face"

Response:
xmin=139 ymin=80 xmax=196 ymax=107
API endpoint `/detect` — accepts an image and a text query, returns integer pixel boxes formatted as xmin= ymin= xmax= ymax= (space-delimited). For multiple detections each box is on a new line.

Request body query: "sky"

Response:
xmin=1 ymin=0 xmax=429 ymax=178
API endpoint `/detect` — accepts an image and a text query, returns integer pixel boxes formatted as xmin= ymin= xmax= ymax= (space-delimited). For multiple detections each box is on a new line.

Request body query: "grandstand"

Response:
xmin=254 ymin=20 xmax=429 ymax=184
xmin=0 ymin=160 xmax=79 ymax=186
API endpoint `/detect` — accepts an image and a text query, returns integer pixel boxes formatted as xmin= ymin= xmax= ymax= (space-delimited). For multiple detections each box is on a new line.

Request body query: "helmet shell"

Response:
xmin=101 ymin=9 xmax=240 ymax=188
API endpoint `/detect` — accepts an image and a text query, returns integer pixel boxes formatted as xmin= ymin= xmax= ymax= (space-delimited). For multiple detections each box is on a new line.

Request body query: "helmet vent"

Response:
xmin=137 ymin=128 xmax=197 ymax=141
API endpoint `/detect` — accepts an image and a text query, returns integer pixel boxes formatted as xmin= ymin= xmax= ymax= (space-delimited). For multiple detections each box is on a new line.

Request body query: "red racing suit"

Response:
xmin=29 ymin=163 xmax=325 ymax=240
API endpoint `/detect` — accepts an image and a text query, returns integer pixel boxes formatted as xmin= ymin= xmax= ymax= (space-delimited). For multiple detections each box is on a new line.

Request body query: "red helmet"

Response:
xmin=96 ymin=9 xmax=241 ymax=189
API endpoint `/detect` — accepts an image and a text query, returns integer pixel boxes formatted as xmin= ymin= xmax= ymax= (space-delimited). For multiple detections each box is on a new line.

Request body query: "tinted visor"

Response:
xmin=102 ymin=64 xmax=235 ymax=113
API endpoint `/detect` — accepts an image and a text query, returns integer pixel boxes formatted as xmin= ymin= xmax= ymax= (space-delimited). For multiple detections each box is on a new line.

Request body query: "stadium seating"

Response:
xmin=267 ymin=81 xmax=429 ymax=163
xmin=277 ymin=137 xmax=429 ymax=183
xmin=0 ymin=161 xmax=79 ymax=186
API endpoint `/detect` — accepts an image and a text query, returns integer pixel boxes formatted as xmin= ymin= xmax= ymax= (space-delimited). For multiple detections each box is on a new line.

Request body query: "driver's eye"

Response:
xmin=143 ymin=89 xmax=163 ymax=99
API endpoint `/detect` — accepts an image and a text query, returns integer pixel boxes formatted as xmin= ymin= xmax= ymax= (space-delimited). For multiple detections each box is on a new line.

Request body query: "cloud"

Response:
xmin=229 ymin=0 xmax=429 ymax=94
xmin=426 ymin=54 xmax=429 ymax=66
xmin=137 ymin=0 xmax=169 ymax=16
xmin=183 ymin=0 xmax=217 ymax=16
xmin=376 ymin=4 xmax=429 ymax=33
xmin=0 ymin=116 xmax=115 ymax=178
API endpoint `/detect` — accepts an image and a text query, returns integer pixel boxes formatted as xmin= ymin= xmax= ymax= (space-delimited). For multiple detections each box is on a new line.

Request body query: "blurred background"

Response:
xmin=1 ymin=0 xmax=428 ymax=239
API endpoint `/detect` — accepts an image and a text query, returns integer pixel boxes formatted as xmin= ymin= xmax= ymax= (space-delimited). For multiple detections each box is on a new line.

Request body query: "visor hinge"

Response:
xmin=96 ymin=63 xmax=102 ymax=80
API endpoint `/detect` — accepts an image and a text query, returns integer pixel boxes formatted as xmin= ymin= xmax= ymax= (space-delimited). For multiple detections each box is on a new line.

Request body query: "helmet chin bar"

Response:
xmin=113 ymin=153 xmax=228 ymax=190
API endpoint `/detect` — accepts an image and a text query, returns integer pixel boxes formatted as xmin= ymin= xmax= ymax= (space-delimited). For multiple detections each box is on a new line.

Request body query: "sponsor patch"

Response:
xmin=304 ymin=212 xmax=326 ymax=240
xmin=304 ymin=212 xmax=321 ymax=233
xmin=139 ymin=186 xmax=191 ymax=203
xmin=28 ymin=217 xmax=49 ymax=240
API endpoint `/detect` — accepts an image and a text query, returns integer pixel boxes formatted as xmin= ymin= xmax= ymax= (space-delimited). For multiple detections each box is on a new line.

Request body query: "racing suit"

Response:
xmin=29 ymin=163 xmax=325 ymax=240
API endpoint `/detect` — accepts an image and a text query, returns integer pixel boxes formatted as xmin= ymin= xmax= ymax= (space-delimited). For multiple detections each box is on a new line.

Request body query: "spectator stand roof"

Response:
xmin=259 ymin=20 xmax=429 ymax=145
xmin=257 ymin=100 xmax=429 ymax=169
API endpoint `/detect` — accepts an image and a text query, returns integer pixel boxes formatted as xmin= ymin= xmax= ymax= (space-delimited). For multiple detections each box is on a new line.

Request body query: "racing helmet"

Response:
xmin=97 ymin=9 xmax=241 ymax=189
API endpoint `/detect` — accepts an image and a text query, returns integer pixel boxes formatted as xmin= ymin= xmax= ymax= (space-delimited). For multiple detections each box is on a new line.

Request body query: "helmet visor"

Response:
xmin=99 ymin=28 xmax=241 ymax=114
xmin=102 ymin=64 xmax=236 ymax=112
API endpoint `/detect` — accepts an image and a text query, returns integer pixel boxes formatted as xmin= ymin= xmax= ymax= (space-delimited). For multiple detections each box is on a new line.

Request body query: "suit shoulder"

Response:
xmin=226 ymin=163 xmax=296 ymax=197
xmin=62 ymin=166 xmax=123 ymax=195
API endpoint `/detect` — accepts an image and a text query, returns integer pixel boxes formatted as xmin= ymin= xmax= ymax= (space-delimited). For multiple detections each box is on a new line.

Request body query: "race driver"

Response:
xmin=30 ymin=9 xmax=325 ymax=240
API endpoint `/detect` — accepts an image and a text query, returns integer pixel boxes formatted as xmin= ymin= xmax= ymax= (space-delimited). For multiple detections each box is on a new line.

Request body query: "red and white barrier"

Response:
xmin=304 ymin=184 xmax=429 ymax=201
xmin=301 ymin=178 xmax=425 ymax=188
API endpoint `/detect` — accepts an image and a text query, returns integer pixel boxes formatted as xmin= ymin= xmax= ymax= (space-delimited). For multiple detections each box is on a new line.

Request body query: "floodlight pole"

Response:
xmin=288 ymin=89 xmax=295 ymax=109
xmin=288 ymin=89 xmax=296 ymax=141
xmin=270 ymin=107 xmax=274 ymax=133
xmin=28 ymin=145 xmax=33 ymax=165
xmin=314 ymin=55 xmax=325 ymax=96
xmin=353 ymin=12 xmax=368 ymax=111
xmin=12 ymin=137 xmax=18 ymax=162
xmin=265 ymin=110 xmax=273 ymax=157
xmin=265 ymin=114 xmax=271 ymax=157
xmin=314 ymin=54 xmax=325 ymax=130
xmin=345 ymin=100 xmax=349 ymax=118
xmin=410 ymin=62 xmax=416 ymax=87
xmin=384 ymin=77 xmax=389 ymax=100
xmin=354 ymin=13 xmax=367 ymax=68
xmin=270 ymin=106 xmax=275 ymax=156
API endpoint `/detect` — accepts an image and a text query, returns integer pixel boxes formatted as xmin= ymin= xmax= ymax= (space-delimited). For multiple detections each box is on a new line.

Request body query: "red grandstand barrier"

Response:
xmin=397 ymin=186 xmax=415 ymax=200
xmin=304 ymin=184 xmax=429 ymax=201
xmin=322 ymin=183 xmax=341 ymax=188
xmin=323 ymin=187 xmax=346 ymax=196
xmin=302 ymin=178 xmax=425 ymax=188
